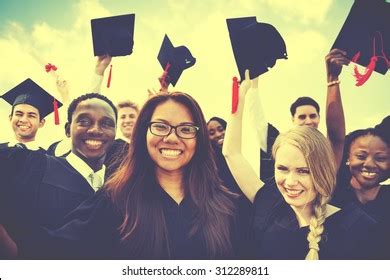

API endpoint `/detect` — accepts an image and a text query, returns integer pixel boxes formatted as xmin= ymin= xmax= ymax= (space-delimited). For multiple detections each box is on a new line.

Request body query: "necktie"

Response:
xmin=89 ymin=173 xmax=103 ymax=191
xmin=15 ymin=143 xmax=27 ymax=149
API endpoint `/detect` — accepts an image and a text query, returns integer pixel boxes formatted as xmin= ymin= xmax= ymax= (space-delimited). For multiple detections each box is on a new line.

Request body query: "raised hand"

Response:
xmin=325 ymin=49 xmax=350 ymax=82
xmin=95 ymin=55 xmax=112 ymax=76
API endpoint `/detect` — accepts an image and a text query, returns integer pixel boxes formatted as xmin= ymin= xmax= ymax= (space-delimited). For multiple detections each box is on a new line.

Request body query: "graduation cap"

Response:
xmin=91 ymin=14 xmax=135 ymax=57
xmin=332 ymin=0 xmax=390 ymax=76
xmin=1 ymin=78 xmax=63 ymax=124
xmin=227 ymin=16 xmax=288 ymax=80
xmin=157 ymin=34 xmax=196 ymax=87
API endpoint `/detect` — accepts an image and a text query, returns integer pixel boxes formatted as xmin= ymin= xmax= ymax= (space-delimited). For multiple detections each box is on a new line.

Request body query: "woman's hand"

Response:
xmin=95 ymin=55 xmax=112 ymax=76
xmin=325 ymin=49 xmax=349 ymax=82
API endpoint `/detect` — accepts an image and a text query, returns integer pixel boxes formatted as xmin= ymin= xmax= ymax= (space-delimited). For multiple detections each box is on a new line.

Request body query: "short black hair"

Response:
xmin=207 ymin=116 xmax=227 ymax=130
xmin=67 ymin=93 xmax=118 ymax=124
xmin=336 ymin=127 xmax=389 ymax=189
xmin=290 ymin=96 xmax=320 ymax=116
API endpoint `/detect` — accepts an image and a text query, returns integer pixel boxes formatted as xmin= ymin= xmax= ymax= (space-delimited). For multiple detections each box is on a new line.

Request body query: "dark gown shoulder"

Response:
xmin=260 ymin=123 xmax=279 ymax=183
xmin=252 ymin=182 xmax=386 ymax=259
xmin=46 ymin=140 xmax=61 ymax=156
xmin=211 ymin=144 xmax=254 ymax=258
xmin=0 ymin=148 xmax=98 ymax=258
xmin=332 ymin=184 xmax=390 ymax=225
xmin=21 ymin=190 xmax=121 ymax=259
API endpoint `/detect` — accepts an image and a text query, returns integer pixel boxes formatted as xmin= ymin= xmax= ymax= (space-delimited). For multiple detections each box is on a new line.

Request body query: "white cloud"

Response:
xmin=286 ymin=30 xmax=328 ymax=64
xmin=266 ymin=0 xmax=333 ymax=24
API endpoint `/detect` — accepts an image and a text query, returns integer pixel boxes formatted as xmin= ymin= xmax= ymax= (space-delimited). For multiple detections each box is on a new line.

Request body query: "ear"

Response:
xmin=65 ymin=122 xmax=71 ymax=137
xmin=39 ymin=118 xmax=46 ymax=128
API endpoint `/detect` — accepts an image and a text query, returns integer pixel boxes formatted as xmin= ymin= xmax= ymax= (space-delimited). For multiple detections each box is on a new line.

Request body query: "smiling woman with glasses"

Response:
xmin=4 ymin=92 xmax=248 ymax=259
xmin=102 ymin=92 xmax=244 ymax=259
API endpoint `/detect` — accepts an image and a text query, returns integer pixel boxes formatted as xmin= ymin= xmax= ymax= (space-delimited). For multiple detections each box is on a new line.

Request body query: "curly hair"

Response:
xmin=66 ymin=93 xmax=118 ymax=124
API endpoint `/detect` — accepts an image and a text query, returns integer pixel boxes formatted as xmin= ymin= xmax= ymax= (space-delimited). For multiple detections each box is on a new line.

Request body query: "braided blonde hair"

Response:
xmin=272 ymin=126 xmax=336 ymax=260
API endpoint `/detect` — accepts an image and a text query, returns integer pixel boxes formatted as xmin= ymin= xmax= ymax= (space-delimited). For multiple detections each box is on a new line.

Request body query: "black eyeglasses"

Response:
xmin=148 ymin=122 xmax=199 ymax=139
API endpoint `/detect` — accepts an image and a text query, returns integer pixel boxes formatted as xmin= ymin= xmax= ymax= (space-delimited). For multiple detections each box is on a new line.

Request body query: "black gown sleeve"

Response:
xmin=19 ymin=190 xmax=122 ymax=259
xmin=0 ymin=148 xmax=46 ymax=226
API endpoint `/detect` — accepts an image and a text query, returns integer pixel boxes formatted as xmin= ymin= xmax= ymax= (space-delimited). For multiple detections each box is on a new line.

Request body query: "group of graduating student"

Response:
xmin=1 ymin=0 xmax=390 ymax=260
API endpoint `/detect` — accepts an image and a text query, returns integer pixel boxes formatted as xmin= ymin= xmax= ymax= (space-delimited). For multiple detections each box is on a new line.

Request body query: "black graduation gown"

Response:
xmin=211 ymin=144 xmax=254 ymax=257
xmin=0 ymin=148 xmax=95 ymax=257
xmin=332 ymin=184 xmax=390 ymax=257
xmin=259 ymin=123 xmax=279 ymax=184
xmin=18 ymin=184 xmax=249 ymax=260
xmin=0 ymin=142 xmax=46 ymax=153
xmin=252 ymin=182 xmax=387 ymax=259
xmin=46 ymin=140 xmax=66 ymax=156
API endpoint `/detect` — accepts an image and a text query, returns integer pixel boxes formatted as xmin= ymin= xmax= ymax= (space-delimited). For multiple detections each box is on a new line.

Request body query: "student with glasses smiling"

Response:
xmin=0 ymin=92 xmax=249 ymax=259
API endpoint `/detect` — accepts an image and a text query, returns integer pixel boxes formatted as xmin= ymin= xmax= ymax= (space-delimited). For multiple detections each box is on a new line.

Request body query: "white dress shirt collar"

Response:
xmin=8 ymin=139 xmax=42 ymax=151
xmin=66 ymin=152 xmax=106 ymax=191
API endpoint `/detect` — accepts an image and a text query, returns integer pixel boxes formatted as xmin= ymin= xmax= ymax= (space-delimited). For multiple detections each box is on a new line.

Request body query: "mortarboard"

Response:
xmin=1 ymin=78 xmax=63 ymax=121
xmin=157 ymin=35 xmax=196 ymax=87
xmin=227 ymin=16 xmax=288 ymax=80
xmin=91 ymin=14 xmax=135 ymax=57
xmin=332 ymin=0 xmax=390 ymax=75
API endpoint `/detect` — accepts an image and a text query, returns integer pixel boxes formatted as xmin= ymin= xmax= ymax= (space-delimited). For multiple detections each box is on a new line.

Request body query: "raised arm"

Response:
xmin=223 ymin=70 xmax=264 ymax=202
xmin=245 ymin=76 xmax=268 ymax=152
xmin=91 ymin=55 xmax=112 ymax=93
xmin=325 ymin=49 xmax=349 ymax=170
xmin=241 ymin=75 xmax=269 ymax=178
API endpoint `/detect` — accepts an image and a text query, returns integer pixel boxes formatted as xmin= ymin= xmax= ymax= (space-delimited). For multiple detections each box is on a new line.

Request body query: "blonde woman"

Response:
xmin=223 ymin=70 xmax=383 ymax=259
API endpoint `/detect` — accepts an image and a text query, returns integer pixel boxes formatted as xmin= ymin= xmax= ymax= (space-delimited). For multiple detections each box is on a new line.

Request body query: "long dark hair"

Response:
xmin=105 ymin=92 xmax=236 ymax=258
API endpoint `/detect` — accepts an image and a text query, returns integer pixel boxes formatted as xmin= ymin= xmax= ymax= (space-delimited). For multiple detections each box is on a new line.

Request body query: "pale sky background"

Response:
xmin=0 ymin=0 xmax=388 ymax=148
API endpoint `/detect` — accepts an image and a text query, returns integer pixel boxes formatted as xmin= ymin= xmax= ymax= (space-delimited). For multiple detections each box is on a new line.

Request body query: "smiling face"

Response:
xmin=274 ymin=143 xmax=317 ymax=211
xmin=9 ymin=104 xmax=45 ymax=143
xmin=118 ymin=106 xmax=138 ymax=140
xmin=207 ymin=120 xmax=225 ymax=147
xmin=348 ymin=134 xmax=389 ymax=190
xmin=66 ymin=98 xmax=116 ymax=170
xmin=147 ymin=100 xmax=197 ymax=177
xmin=292 ymin=105 xmax=320 ymax=128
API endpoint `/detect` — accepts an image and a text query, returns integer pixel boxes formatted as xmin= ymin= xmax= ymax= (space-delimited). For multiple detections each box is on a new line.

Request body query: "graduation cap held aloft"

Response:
xmin=91 ymin=14 xmax=135 ymax=88
xmin=1 ymin=78 xmax=63 ymax=124
xmin=157 ymin=35 xmax=196 ymax=87
xmin=91 ymin=13 xmax=135 ymax=57
xmin=332 ymin=0 xmax=390 ymax=86
xmin=227 ymin=16 xmax=288 ymax=81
